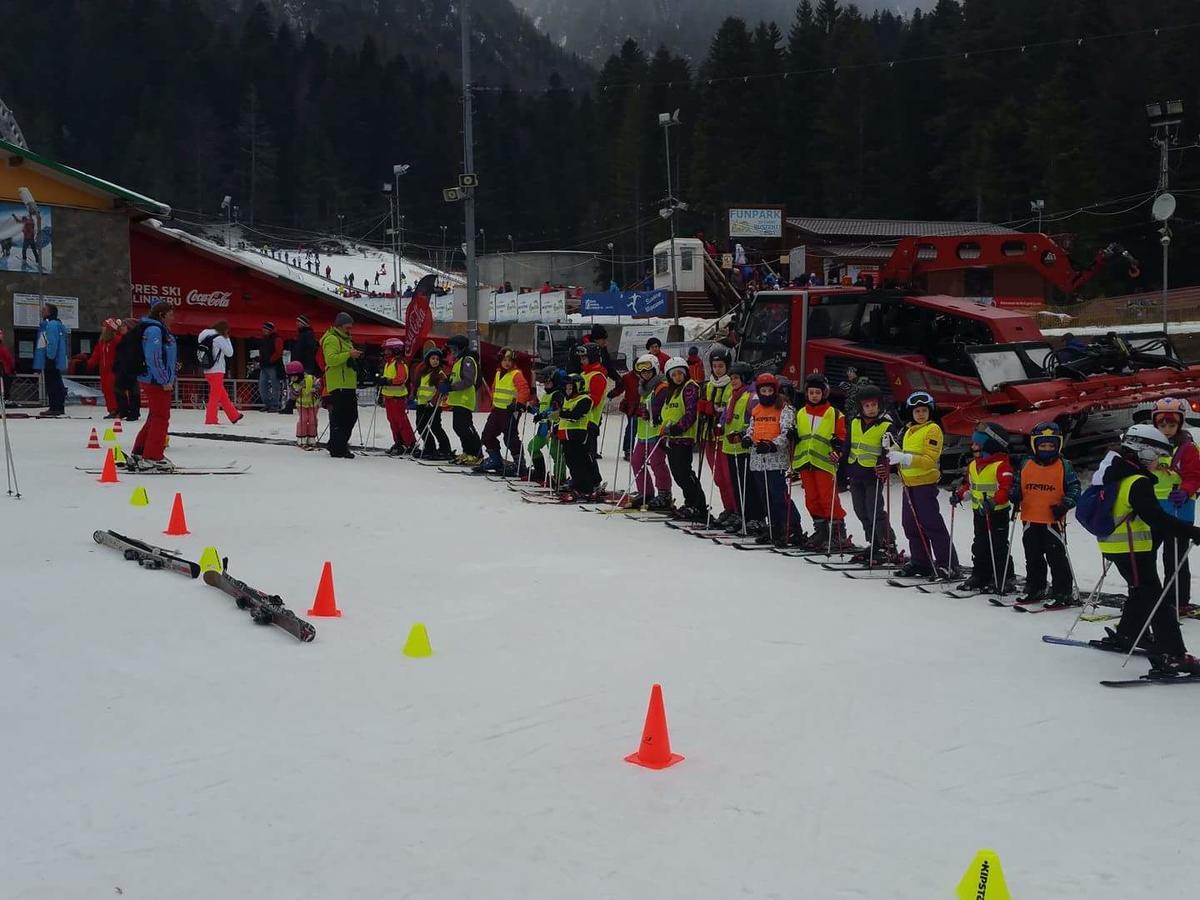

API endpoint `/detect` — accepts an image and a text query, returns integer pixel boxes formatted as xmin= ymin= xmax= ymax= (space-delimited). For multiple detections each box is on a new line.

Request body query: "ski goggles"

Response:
xmin=634 ymin=359 xmax=657 ymax=374
xmin=906 ymin=391 xmax=934 ymax=408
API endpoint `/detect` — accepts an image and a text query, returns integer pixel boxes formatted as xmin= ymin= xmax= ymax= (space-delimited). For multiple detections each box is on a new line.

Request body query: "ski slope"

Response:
xmin=2 ymin=409 xmax=1198 ymax=898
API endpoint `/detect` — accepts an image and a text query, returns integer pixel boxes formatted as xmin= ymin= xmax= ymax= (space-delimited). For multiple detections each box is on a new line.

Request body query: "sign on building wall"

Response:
xmin=14 ymin=293 xmax=78 ymax=328
xmin=0 ymin=201 xmax=54 ymax=273
xmin=728 ymin=207 xmax=782 ymax=239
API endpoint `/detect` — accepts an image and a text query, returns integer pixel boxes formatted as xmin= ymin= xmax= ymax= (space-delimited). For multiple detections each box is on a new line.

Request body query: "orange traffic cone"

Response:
xmin=307 ymin=561 xmax=342 ymax=617
xmin=625 ymin=684 xmax=684 ymax=770
xmin=113 ymin=418 xmax=123 ymax=433
xmin=163 ymin=492 xmax=190 ymax=535
xmin=86 ymin=428 xmax=101 ymax=449
xmin=97 ymin=447 xmax=121 ymax=484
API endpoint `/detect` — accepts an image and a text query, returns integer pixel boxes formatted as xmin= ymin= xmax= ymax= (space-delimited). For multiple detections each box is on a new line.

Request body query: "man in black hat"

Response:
xmin=258 ymin=322 xmax=284 ymax=413
xmin=589 ymin=324 xmax=621 ymax=381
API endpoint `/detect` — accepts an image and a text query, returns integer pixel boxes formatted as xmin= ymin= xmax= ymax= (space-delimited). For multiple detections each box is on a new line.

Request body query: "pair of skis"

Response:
xmin=77 ymin=461 xmax=249 ymax=476
xmin=1040 ymin=635 xmax=1200 ymax=687
xmin=92 ymin=530 xmax=314 ymax=641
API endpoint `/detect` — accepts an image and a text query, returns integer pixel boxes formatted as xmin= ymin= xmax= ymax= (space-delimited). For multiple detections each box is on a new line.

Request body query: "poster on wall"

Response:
xmin=728 ymin=207 xmax=782 ymax=239
xmin=14 ymin=293 xmax=79 ymax=329
xmin=0 ymin=200 xmax=53 ymax=273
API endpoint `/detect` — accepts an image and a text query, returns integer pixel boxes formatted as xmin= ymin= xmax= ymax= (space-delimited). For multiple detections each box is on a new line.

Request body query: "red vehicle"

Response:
xmin=735 ymin=233 xmax=1196 ymax=471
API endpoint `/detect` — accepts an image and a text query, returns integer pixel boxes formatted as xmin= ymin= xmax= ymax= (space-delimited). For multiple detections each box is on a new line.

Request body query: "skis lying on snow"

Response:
xmin=1041 ymin=634 xmax=1149 ymax=657
xmin=201 ymin=570 xmax=316 ymax=642
xmin=78 ymin=464 xmax=250 ymax=476
xmin=1101 ymin=674 xmax=1200 ymax=688
xmin=92 ymin=530 xmax=200 ymax=578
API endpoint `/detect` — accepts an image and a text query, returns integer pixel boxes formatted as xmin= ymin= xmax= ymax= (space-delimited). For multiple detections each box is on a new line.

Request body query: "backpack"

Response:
xmin=112 ymin=321 xmax=156 ymax=378
xmin=1074 ymin=479 xmax=1133 ymax=538
xmin=196 ymin=332 xmax=219 ymax=369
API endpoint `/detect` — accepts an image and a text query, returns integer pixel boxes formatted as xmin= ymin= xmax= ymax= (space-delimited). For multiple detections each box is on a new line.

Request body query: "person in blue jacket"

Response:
xmin=129 ymin=302 xmax=178 ymax=471
xmin=33 ymin=303 xmax=68 ymax=415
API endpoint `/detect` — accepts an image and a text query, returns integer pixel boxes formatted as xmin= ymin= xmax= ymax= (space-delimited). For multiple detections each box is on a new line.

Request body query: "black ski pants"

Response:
xmin=415 ymin=405 xmax=451 ymax=454
xmin=848 ymin=476 xmax=893 ymax=550
xmin=451 ymin=406 xmax=481 ymax=457
xmin=115 ymin=373 xmax=141 ymax=420
xmin=666 ymin=441 xmax=706 ymax=512
xmin=971 ymin=509 xmax=1012 ymax=587
xmin=562 ymin=436 xmax=597 ymax=493
xmin=1109 ymin=548 xmax=1187 ymax=657
xmin=327 ymin=388 xmax=358 ymax=457
xmin=1022 ymin=522 xmax=1073 ymax=596
xmin=1161 ymin=534 xmax=1192 ymax=609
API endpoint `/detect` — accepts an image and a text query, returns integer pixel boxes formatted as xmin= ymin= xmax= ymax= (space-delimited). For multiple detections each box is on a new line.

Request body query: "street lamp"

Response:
xmin=1147 ymin=99 xmax=1192 ymax=334
xmin=507 ymin=234 xmax=514 ymax=253
xmin=658 ymin=109 xmax=682 ymax=327
xmin=392 ymin=164 xmax=410 ymax=297
xmin=607 ymin=241 xmax=615 ymax=285
xmin=1030 ymin=199 xmax=1044 ymax=233
xmin=337 ymin=213 xmax=345 ymax=237
xmin=221 ymin=195 xmax=232 ymax=249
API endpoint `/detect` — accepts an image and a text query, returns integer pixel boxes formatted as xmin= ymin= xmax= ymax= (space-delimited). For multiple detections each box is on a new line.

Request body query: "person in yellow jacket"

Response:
xmin=440 ymin=333 xmax=483 ymax=464
xmin=884 ymin=391 xmax=958 ymax=577
xmin=380 ymin=338 xmax=416 ymax=456
xmin=320 ymin=312 xmax=364 ymax=459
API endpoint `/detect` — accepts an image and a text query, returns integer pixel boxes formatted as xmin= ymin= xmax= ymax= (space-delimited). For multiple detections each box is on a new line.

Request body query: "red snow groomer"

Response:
xmin=736 ymin=233 xmax=1198 ymax=472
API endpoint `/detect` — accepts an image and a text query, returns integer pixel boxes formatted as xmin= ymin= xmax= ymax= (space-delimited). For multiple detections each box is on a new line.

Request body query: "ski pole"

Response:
xmin=704 ymin=441 xmax=719 ymax=527
xmin=984 ymin=509 xmax=1001 ymax=593
xmin=1064 ymin=557 xmax=1112 ymax=640
xmin=1122 ymin=545 xmax=1193 ymax=667
xmin=783 ymin=467 xmax=795 ymax=546
xmin=739 ymin=454 xmax=749 ymax=537
xmin=946 ymin=501 xmax=957 ymax=578
xmin=997 ymin=510 xmax=1019 ymax=594
xmin=901 ymin=484 xmax=937 ymax=576
xmin=867 ymin=475 xmax=881 ymax=569
xmin=0 ymin=378 xmax=20 ymax=499
xmin=762 ymin=469 xmax=773 ymax=543
xmin=611 ymin=414 xmax=626 ymax=501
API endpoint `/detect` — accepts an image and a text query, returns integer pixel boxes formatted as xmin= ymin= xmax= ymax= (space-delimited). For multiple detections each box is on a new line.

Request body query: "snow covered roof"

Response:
xmin=786 ymin=217 xmax=1016 ymax=239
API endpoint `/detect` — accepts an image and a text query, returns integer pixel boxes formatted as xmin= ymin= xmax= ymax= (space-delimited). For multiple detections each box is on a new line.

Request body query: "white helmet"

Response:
xmin=1120 ymin=423 xmax=1172 ymax=465
xmin=634 ymin=353 xmax=660 ymax=374
xmin=664 ymin=356 xmax=689 ymax=377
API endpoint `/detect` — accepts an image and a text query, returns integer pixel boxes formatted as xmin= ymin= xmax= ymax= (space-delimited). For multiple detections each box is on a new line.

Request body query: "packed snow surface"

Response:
xmin=2 ymin=407 xmax=1198 ymax=898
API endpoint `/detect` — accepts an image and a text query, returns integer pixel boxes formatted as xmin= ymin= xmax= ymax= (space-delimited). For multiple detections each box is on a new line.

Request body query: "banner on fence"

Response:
xmin=579 ymin=289 xmax=668 ymax=318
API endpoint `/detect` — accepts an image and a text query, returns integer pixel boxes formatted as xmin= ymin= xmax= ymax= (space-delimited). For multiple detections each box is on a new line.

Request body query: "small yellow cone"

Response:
xmin=402 ymin=623 xmax=432 ymax=658
xmin=198 ymin=546 xmax=223 ymax=574
xmin=112 ymin=444 xmax=127 ymax=464
xmin=102 ymin=426 xmax=116 ymax=441
xmin=129 ymin=485 xmax=150 ymax=507
xmin=956 ymin=849 xmax=1011 ymax=900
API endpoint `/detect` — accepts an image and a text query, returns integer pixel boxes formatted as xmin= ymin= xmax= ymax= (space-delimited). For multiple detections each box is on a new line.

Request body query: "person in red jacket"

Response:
xmin=608 ymin=367 xmax=640 ymax=459
xmin=686 ymin=346 xmax=706 ymax=385
xmin=645 ymin=337 xmax=670 ymax=372
xmin=577 ymin=343 xmax=609 ymax=483
xmin=88 ymin=318 xmax=123 ymax=417
xmin=1151 ymin=397 xmax=1200 ymax=612
xmin=951 ymin=423 xmax=1015 ymax=592
xmin=0 ymin=326 xmax=16 ymax=402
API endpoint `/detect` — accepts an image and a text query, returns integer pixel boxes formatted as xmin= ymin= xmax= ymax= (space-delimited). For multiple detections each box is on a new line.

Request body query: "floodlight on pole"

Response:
xmin=1146 ymin=99 xmax=1195 ymax=335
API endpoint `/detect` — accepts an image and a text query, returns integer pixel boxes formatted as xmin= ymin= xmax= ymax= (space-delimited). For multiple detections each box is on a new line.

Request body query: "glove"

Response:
xmin=698 ymin=399 xmax=715 ymax=417
xmin=507 ymin=403 xmax=522 ymax=414
xmin=666 ymin=424 xmax=683 ymax=436
xmin=756 ymin=441 xmax=776 ymax=454
xmin=741 ymin=435 xmax=754 ymax=450
xmin=1169 ymin=489 xmax=1189 ymax=505
xmin=874 ymin=462 xmax=890 ymax=480
xmin=1046 ymin=503 xmax=1065 ymax=520
xmin=437 ymin=381 xmax=450 ymax=395
xmin=637 ymin=407 xmax=650 ymax=419
xmin=828 ymin=450 xmax=841 ymax=464
xmin=881 ymin=432 xmax=897 ymax=451
xmin=949 ymin=492 xmax=964 ymax=508
xmin=979 ymin=498 xmax=995 ymax=515
xmin=886 ymin=449 xmax=911 ymax=467
xmin=1190 ymin=526 xmax=1200 ymax=546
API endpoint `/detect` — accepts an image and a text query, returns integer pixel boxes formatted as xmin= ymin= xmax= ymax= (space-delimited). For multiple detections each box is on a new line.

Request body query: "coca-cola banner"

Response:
xmin=132 ymin=282 xmax=233 ymax=309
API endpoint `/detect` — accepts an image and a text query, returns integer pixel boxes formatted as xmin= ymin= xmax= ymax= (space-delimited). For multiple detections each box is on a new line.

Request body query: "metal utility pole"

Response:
xmin=1146 ymin=100 xmax=1194 ymax=336
xmin=461 ymin=0 xmax=479 ymax=346
xmin=659 ymin=110 xmax=682 ymax=327
xmin=1030 ymin=199 xmax=1044 ymax=233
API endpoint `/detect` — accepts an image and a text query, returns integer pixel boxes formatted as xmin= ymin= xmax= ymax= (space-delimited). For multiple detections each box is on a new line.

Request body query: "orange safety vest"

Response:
xmin=1020 ymin=458 xmax=1065 ymax=524
xmin=750 ymin=402 xmax=782 ymax=443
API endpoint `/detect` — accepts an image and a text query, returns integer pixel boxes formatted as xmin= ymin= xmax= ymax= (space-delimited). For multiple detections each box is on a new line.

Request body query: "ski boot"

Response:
xmin=957 ymin=573 xmax=992 ymax=592
xmin=829 ymin=520 xmax=856 ymax=552
xmin=744 ymin=519 xmax=765 ymax=536
xmin=151 ymin=457 xmax=176 ymax=473
xmin=647 ymin=494 xmax=674 ymax=512
xmin=385 ymin=443 xmax=404 ymax=457
xmin=722 ymin=513 xmax=742 ymax=532
xmin=894 ymin=560 xmax=933 ymax=578
xmin=677 ymin=505 xmax=708 ymax=523
xmin=1042 ymin=589 xmax=1079 ymax=609
xmin=528 ymin=459 xmax=547 ymax=485
xmin=473 ymin=451 xmax=504 ymax=474
xmin=1092 ymin=627 xmax=1153 ymax=654
xmin=124 ymin=454 xmax=143 ymax=472
xmin=804 ymin=519 xmax=831 ymax=552
xmin=1148 ymin=653 xmax=1200 ymax=677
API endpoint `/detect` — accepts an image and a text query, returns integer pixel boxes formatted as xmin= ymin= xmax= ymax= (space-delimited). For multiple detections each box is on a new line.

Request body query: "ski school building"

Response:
xmin=0 ymin=136 xmax=405 ymax=381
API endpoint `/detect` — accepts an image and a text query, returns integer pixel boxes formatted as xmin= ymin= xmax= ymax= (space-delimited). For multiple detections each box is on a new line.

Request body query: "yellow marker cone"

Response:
xmin=129 ymin=486 xmax=150 ymax=507
xmin=956 ymin=849 xmax=1011 ymax=900
xmin=102 ymin=426 xmax=116 ymax=441
xmin=111 ymin=444 xmax=127 ymax=464
xmin=198 ymin=546 xmax=223 ymax=574
xmin=402 ymin=623 xmax=432 ymax=658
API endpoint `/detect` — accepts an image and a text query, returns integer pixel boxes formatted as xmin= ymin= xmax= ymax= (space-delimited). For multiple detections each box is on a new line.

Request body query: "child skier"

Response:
xmin=742 ymin=373 xmax=795 ymax=546
xmin=952 ymin=423 xmax=1014 ymax=592
xmin=1150 ymin=397 xmax=1200 ymax=613
xmin=555 ymin=373 xmax=598 ymax=498
xmin=528 ymin=366 xmax=566 ymax=486
xmin=380 ymin=338 xmax=416 ymax=456
xmin=792 ymin=373 xmax=850 ymax=551
xmin=1009 ymin=422 xmax=1080 ymax=606
xmin=845 ymin=384 xmax=898 ymax=563
xmin=475 ymin=347 xmax=530 ymax=474
xmin=629 ymin=354 xmax=673 ymax=510
xmin=661 ymin=356 xmax=708 ymax=521
xmin=441 ymin=334 xmax=482 ymax=465
xmin=886 ymin=392 xmax=959 ymax=577
xmin=413 ymin=346 xmax=453 ymax=460
xmin=285 ymin=361 xmax=321 ymax=450
xmin=701 ymin=348 xmax=737 ymax=523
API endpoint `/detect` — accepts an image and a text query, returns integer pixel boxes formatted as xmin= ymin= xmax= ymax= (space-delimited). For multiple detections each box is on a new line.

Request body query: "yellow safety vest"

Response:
xmin=583 ymin=369 xmax=605 ymax=427
xmin=559 ymin=393 xmax=590 ymax=433
xmin=706 ymin=380 xmax=731 ymax=408
xmin=792 ymin=406 xmax=839 ymax=474
xmin=848 ymin=418 xmax=889 ymax=468
xmin=416 ymin=370 xmax=441 ymax=404
xmin=294 ymin=374 xmax=320 ymax=409
xmin=900 ymin=422 xmax=942 ymax=486
xmin=381 ymin=360 xmax=409 ymax=398
xmin=1153 ymin=453 xmax=1182 ymax=500
xmin=446 ymin=357 xmax=477 ymax=410
xmin=492 ymin=368 xmax=519 ymax=409
xmin=722 ymin=390 xmax=751 ymax=456
xmin=968 ymin=458 xmax=1010 ymax=511
xmin=1099 ymin=475 xmax=1154 ymax=554
xmin=661 ymin=381 xmax=698 ymax=440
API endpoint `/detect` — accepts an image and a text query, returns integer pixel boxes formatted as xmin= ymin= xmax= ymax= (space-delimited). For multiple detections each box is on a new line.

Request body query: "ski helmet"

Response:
xmin=664 ymin=356 xmax=689 ymax=378
xmin=579 ymin=343 xmax=600 ymax=364
xmin=1151 ymin=397 xmax=1189 ymax=426
xmin=804 ymin=373 xmax=829 ymax=393
xmin=905 ymin=391 xmax=935 ymax=414
xmin=382 ymin=338 xmax=404 ymax=353
xmin=729 ymin=362 xmax=753 ymax=383
xmin=285 ymin=360 xmax=304 ymax=376
xmin=423 ymin=346 xmax=443 ymax=365
xmin=709 ymin=347 xmax=731 ymax=369
xmin=1120 ymin=423 xmax=1173 ymax=466
xmin=498 ymin=346 xmax=517 ymax=363
xmin=634 ymin=353 xmax=660 ymax=374
xmin=857 ymin=384 xmax=883 ymax=404
xmin=1029 ymin=422 xmax=1063 ymax=458
xmin=755 ymin=372 xmax=778 ymax=389
xmin=564 ymin=372 xmax=585 ymax=395
xmin=446 ymin=334 xmax=469 ymax=354
xmin=970 ymin=422 xmax=1009 ymax=454
xmin=537 ymin=364 xmax=559 ymax=384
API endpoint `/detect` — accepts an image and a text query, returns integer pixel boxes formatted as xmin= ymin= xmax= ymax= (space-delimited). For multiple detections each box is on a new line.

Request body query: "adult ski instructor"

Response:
xmin=321 ymin=312 xmax=363 ymax=459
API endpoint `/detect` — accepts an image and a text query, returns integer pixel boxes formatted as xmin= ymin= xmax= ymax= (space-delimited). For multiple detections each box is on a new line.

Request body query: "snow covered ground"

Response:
xmin=3 ymin=408 xmax=1199 ymax=898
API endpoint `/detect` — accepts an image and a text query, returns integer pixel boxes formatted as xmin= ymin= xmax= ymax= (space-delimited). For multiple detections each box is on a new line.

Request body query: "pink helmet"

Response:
xmin=383 ymin=338 xmax=405 ymax=353
xmin=285 ymin=361 xmax=304 ymax=376
xmin=1152 ymin=397 xmax=1189 ymax=425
